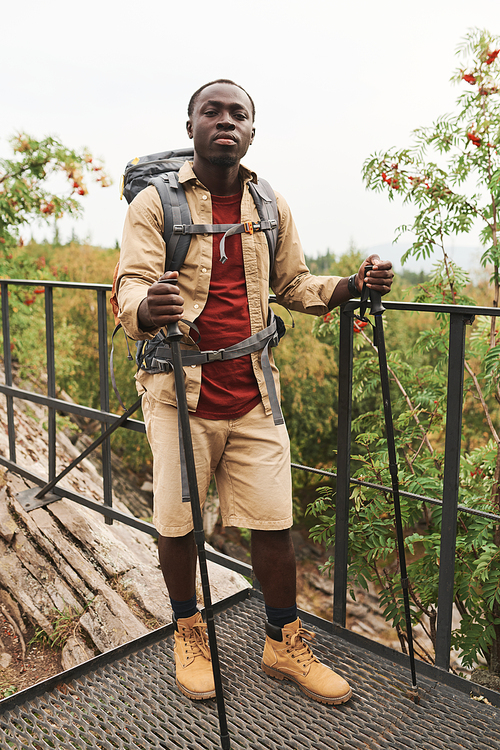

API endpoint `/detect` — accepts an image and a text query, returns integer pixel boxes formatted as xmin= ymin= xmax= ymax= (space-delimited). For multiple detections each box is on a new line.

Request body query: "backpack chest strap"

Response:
xmin=173 ymin=220 xmax=278 ymax=263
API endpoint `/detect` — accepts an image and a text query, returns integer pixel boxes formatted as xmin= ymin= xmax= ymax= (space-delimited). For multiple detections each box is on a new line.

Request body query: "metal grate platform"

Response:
xmin=0 ymin=590 xmax=499 ymax=749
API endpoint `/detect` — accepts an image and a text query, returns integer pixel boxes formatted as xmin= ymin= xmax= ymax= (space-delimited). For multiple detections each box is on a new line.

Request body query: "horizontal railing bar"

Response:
xmin=270 ymin=295 xmax=500 ymax=317
xmin=291 ymin=462 xmax=500 ymax=522
xmin=2 ymin=386 xmax=496 ymax=522
xmin=0 ymin=456 xmax=156 ymax=533
xmin=2 ymin=281 xmax=499 ymax=317
xmin=380 ymin=300 xmax=500 ymax=316
xmin=0 ymin=278 xmax=112 ymax=291
xmin=205 ymin=549 xmax=253 ymax=578
xmin=0 ymin=384 xmax=145 ymax=433
xmin=0 ymin=456 xmax=254 ymax=577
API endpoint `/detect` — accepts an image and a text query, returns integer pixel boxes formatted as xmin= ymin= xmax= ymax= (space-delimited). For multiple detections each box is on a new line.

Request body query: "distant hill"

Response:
xmin=366 ymin=242 xmax=485 ymax=276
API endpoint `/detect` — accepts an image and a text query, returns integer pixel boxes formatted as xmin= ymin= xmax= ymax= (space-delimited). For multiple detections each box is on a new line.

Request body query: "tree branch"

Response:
xmin=360 ymin=327 xmax=435 ymax=454
xmin=464 ymin=360 xmax=500 ymax=445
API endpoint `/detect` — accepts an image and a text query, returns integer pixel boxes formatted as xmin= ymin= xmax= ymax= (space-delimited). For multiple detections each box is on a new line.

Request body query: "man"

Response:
xmin=117 ymin=79 xmax=394 ymax=706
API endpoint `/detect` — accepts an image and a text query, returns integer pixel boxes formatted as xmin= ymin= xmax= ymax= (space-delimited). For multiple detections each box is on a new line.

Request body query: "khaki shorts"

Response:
xmin=142 ymin=392 xmax=293 ymax=537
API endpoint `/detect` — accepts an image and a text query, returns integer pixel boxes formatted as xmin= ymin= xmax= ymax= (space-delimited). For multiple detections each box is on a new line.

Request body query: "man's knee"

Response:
xmin=251 ymin=528 xmax=292 ymax=545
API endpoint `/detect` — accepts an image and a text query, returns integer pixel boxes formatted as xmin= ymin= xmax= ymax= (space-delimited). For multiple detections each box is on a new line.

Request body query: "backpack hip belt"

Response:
xmin=137 ymin=310 xmax=285 ymax=426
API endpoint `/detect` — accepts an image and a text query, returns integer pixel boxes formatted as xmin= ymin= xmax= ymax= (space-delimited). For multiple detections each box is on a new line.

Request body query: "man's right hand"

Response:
xmin=138 ymin=271 xmax=185 ymax=331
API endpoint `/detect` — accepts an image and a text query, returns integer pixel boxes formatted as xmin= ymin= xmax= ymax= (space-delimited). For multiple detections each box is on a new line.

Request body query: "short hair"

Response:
xmin=188 ymin=79 xmax=256 ymax=121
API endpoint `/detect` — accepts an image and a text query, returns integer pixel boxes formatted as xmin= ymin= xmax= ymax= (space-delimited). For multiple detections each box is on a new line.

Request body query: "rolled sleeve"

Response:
xmin=116 ymin=187 xmax=165 ymax=340
xmin=271 ymin=193 xmax=341 ymax=316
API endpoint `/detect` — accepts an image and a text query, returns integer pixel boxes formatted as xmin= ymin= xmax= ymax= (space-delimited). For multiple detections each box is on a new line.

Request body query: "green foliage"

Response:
xmin=28 ymin=601 xmax=93 ymax=651
xmin=0 ymin=684 xmax=17 ymax=698
xmin=7 ymin=240 xmax=153 ymax=475
xmin=274 ymin=309 xmax=338 ymax=467
xmin=310 ymin=28 xmax=500 ymax=675
xmin=2 ymin=255 xmax=85 ymax=386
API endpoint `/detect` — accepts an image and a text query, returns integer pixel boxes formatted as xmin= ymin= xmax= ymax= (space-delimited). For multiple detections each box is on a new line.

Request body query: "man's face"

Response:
xmin=186 ymin=83 xmax=255 ymax=167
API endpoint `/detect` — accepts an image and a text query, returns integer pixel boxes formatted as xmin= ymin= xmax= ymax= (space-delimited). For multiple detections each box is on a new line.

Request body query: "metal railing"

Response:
xmin=1 ymin=278 xmax=499 ymax=673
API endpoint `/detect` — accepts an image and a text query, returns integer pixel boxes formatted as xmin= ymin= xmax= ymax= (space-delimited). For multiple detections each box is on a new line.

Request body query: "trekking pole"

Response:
xmin=362 ymin=270 xmax=420 ymax=704
xmin=166 ymin=319 xmax=231 ymax=749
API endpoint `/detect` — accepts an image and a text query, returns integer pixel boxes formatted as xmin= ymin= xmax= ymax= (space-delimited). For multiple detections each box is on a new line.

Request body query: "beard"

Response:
xmin=209 ymin=154 xmax=239 ymax=167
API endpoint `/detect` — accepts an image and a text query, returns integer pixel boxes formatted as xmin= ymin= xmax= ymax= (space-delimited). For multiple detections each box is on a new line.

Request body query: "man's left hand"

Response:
xmin=355 ymin=254 xmax=394 ymax=296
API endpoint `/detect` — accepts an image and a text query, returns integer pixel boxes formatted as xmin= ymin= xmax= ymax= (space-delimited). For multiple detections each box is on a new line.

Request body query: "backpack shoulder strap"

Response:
xmin=248 ymin=179 xmax=279 ymax=269
xmin=150 ymin=172 xmax=278 ymax=274
xmin=149 ymin=172 xmax=192 ymax=272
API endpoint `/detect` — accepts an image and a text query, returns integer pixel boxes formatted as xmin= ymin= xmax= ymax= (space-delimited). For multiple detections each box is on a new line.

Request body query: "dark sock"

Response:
xmin=265 ymin=603 xmax=298 ymax=629
xmin=170 ymin=594 xmax=198 ymax=621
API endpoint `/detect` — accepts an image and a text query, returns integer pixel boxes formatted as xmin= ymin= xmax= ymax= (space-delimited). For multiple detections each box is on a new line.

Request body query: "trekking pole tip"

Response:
xmin=406 ymin=685 xmax=420 ymax=704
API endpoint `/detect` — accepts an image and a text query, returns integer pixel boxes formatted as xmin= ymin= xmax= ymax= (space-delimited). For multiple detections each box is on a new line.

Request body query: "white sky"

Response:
xmin=2 ymin=0 xmax=499 ymax=273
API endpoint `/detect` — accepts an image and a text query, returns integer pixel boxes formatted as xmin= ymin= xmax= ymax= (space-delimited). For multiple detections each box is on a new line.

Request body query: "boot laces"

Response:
xmin=287 ymin=626 xmax=318 ymax=667
xmin=181 ymin=621 xmax=211 ymax=661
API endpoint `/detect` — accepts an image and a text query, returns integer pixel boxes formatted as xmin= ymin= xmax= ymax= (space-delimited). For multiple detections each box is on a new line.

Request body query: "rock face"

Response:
xmin=0 ymin=366 xmax=249 ymax=671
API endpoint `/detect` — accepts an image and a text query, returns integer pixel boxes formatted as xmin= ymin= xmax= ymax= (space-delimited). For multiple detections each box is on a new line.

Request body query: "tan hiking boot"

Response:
xmin=174 ymin=612 xmax=215 ymax=700
xmin=261 ymin=618 xmax=352 ymax=705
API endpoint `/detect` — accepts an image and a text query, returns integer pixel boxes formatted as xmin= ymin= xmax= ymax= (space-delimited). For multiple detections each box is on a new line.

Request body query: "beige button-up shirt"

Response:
xmin=117 ymin=161 xmax=341 ymax=414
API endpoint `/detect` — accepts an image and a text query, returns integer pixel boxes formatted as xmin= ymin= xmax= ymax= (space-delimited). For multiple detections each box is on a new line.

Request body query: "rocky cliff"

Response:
xmin=0 ymin=365 xmax=248 ymax=687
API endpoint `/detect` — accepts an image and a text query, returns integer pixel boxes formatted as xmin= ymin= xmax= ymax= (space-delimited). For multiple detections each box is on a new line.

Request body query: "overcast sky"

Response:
xmin=2 ymin=0 xmax=499 ymax=273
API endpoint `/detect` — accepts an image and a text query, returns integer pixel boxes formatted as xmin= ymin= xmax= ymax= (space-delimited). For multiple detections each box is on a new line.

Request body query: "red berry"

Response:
xmin=467 ymin=131 xmax=481 ymax=147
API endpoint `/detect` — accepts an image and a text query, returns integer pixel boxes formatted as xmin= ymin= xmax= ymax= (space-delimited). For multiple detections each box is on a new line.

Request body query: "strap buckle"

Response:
xmin=243 ymin=221 xmax=254 ymax=235
xmin=206 ymin=350 xmax=224 ymax=362
xmin=173 ymin=224 xmax=186 ymax=234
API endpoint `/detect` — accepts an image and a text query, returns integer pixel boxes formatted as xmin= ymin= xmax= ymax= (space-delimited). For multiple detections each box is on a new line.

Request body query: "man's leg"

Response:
xmin=158 ymin=531 xmax=197 ymax=602
xmin=254 ymin=528 xmax=352 ymax=705
xmin=251 ymin=528 xmax=296 ymax=607
xmin=158 ymin=532 xmax=216 ymax=700
xmin=144 ymin=395 xmax=226 ymax=703
xmin=214 ymin=404 xmax=351 ymax=704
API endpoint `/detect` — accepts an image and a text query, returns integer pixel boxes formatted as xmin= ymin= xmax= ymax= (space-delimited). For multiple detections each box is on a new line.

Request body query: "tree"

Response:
xmin=0 ymin=133 xmax=111 ymax=379
xmin=309 ymin=28 xmax=500 ymax=680
xmin=0 ymin=133 xmax=110 ymax=250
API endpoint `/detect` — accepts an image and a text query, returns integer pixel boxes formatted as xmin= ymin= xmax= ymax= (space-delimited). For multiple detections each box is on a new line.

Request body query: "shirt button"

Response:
xmin=202 ymin=195 xmax=208 ymax=201
xmin=191 ymin=364 xmax=196 ymax=369
xmin=201 ymin=268 xmax=207 ymax=273
xmin=194 ymin=303 xmax=199 ymax=309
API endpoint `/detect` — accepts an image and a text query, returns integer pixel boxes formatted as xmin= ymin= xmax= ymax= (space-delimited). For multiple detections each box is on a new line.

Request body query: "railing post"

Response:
xmin=1 ymin=282 xmax=16 ymax=463
xmin=97 ymin=289 xmax=113 ymax=524
xmin=333 ymin=307 xmax=354 ymax=627
xmin=45 ymin=286 xmax=57 ymax=482
xmin=435 ymin=311 xmax=474 ymax=669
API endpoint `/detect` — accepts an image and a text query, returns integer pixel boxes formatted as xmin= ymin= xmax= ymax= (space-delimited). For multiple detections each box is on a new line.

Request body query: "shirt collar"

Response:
xmin=178 ymin=160 xmax=258 ymax=186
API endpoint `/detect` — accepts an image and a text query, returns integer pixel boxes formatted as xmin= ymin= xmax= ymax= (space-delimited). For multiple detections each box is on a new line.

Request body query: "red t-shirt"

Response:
xmin=194 ymin=192 xmax=261 ymax=419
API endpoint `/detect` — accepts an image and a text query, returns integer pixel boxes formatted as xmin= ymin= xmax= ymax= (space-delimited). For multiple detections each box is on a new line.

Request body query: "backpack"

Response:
xmin=110 ymin=147 xmax=286 ymax=426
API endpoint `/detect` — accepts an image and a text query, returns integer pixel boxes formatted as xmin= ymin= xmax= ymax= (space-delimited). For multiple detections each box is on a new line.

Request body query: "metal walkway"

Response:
xmin=0 ymin=590 xmax=499 ymax=750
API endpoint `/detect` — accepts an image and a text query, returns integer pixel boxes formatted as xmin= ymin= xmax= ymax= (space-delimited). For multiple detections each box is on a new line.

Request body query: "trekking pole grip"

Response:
xmin=369 ymin=287 xmax=386 ymax=316
xmin=166 ymin=321 xmax=183 ymax=341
